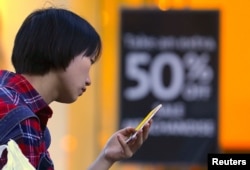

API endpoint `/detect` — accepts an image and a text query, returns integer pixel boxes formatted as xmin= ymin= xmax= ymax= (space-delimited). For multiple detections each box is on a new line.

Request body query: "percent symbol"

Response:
xmin=183 ymin=52 xmax=214 ymax=85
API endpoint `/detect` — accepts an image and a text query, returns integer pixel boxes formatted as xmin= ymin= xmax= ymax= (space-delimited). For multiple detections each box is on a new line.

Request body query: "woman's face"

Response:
xmin=55 ymin=53 xmax=94 ymax=103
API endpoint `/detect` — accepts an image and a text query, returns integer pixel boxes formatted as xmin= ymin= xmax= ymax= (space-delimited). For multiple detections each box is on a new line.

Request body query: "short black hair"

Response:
xmin=12 ymin=7 xmax=102 ymax=75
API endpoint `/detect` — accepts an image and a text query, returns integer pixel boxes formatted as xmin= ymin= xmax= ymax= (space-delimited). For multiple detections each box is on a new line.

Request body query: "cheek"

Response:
xmin=57 ymin=78 xmax=80 ymax=102
xmin=73 ymin=62 xmax=90 ymax=77
xmin=64 ymin=58 xmax=91 ymax=85
xmin=66 ymin=75 xmax=81 ymax=89
xmin=58 ymin=71 xmax=78 ymax=91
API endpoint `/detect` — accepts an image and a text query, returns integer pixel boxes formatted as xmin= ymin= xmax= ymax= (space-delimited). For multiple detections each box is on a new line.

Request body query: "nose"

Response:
xmin=86 ymin=76 xmax=91 ymax=86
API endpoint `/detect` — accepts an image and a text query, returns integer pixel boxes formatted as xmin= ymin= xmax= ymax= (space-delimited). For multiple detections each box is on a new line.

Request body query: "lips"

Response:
xmin=79 ymin=88 xmax=86 ymax=96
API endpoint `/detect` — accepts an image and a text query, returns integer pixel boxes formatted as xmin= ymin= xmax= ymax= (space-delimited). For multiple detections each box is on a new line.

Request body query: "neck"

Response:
xmin=22 ymin=72 xmax=58 ymax=104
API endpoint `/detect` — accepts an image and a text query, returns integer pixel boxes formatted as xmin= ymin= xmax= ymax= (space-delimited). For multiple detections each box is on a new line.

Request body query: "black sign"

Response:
xmin=119 ymin=9 xmax=219 ymax=165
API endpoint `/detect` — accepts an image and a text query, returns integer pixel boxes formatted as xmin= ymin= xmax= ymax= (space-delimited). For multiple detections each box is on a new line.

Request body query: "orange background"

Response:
xmin=0 ymin=0 xmax=250 ymax=169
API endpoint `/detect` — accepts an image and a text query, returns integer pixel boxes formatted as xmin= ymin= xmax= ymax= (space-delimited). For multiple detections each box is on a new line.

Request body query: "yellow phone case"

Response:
xmin=126 ymin=104 xmax=162 ymax=143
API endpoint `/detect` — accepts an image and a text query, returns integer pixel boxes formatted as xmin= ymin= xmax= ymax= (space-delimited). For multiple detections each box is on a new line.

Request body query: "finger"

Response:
xmin=120 ymin=127 xmax=136 ymax=136
xmin=126 ymin=132 xmax=137 ymax=144
xmin=134 ymin=130 xmax=144 ymax=146
xmin=142 ymin=122 xmax=151 ymax=141
xmin=148 ymin=119 xmax=153 ymax=127
xmin=117 ymin=134 xmax=133 ymax=158
xmin=120 ymin=127 xmax=137 ymax=143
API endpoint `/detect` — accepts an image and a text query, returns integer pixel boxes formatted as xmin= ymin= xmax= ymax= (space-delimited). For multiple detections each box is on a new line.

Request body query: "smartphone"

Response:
xmin=125 ymin=104 xmax=162 ymax=143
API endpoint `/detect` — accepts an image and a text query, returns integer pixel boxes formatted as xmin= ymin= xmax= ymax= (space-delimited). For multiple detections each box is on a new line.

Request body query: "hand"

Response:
xmin=104 ymin=119 xmax=152 ymax=162
xmin=88 ymin=120 xmax=152 ymax=170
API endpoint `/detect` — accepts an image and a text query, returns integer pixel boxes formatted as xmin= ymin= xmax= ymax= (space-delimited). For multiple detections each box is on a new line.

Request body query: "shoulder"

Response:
xmin=0 ymin=87 xmax=25 ymax=118
xmin=0 ymin=105 xmax=41 ymax=145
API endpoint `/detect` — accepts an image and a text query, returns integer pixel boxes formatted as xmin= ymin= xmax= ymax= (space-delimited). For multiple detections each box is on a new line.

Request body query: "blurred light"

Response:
xmin=99 ymin=131 xmax=109 ymax=148
xmin=157 ymin=0 xmax=169 ymax=11
xmin=102 ymin=10 xmax=109 ymax=27
xmin=60 ymin=134 xmax=78 ymax=153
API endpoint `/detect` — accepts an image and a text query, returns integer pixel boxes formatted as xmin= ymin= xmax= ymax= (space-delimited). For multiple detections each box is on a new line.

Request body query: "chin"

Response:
xmin=56 ymin=96 xmax=78 ymax=104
